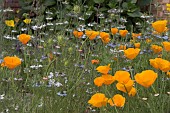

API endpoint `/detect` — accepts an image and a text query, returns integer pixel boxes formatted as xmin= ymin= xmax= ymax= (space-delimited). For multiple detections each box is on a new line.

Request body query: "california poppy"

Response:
xmin=108 ymin=94 xmax=125 ymax=107
xmin=88 ymin=93 xmax=108 ymax=107
xmin=94 ymin=77 xmax=105 ymax=87
xmin=73 ymin=30 xmax=84 ymax=38
xmin=100 ymin=32 xmax=110 ymax=43
xmin=151 ymin=45 xmax=163 ymax=54
xmin=134 ymin=43 xmax=140 ymax=48
xmin=18 ymin=34 xmax=31 ymax=44
xmin=119 ymin=30 xmax=128 ymax=37
xmin=124 ymin=48 xmax=140 ymax=60
xmin=91 ymin=59 xmax=99 ymax=64
xmin=128 ymin=87 xmax=137 ymax=96
xmin=96 ymin=64 xmax=111 ymax=75
xmin=119 ymin=45 xmax=126 ymax=50
xmin=114 ymin=71 xmax=131 ymax=84
xmin=162 ymin=41 xmax=170 ymax=52
xmin=152 ymin=20 xmax=167 ymax=33
xmin=132 ymin=33 xmax=141 ymax=40
xmin=85 ymin=30 xmax=99 ymax=40
xmin=2 ymin=56 xmax=21 ymax=69
xmin=111 ymin=28 xmax=118 ymax=35
xmin=116 ymin=80 xmax=134 ymax=93
xmin=135 ymin=70 xmax=158 ymax=88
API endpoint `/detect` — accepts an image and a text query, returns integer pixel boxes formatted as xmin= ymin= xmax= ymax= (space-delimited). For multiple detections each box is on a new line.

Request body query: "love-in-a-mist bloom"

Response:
xmin=73 ymin=30 xmax=83 ymax=38
xmin=1 ymin=56 xmax=21 ymax=69
xmin=18 ymin=34 xmax=31 ymax=44
xmin=124 ymin=48 xmax=140 ymax=60
xmin=88 ymin=93 xmax=108 ymax=107
xmin=108 ymin=94 xmax=125 ymax=107
xmin=135 ymin=70 xmax=158 ymax=88
xmin=152 ymin=20 xmax=167 ymax=33
xmin=96 ymin=64 xmax=111 ymax=75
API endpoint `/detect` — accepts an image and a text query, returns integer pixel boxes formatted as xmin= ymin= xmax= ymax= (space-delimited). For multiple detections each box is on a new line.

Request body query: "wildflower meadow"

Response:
xmin=0 ymin=0 xmax=170 ymax=113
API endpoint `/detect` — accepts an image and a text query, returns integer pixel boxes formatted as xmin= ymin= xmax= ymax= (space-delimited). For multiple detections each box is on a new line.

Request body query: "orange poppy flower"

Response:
xmin=101 ymin=74 xmax=115 ymax=85
xmin=85 ymin=30 xmax=99 ymax=40
xmin=108 ymin=94 xmax=125 ymax=107
xmin=111 ymin=28 xmax=118 ymax=35
xmin=94 ymin=77 xmax=105 ymax=87
xmin=150 ymin=58 xmax=170 ymax=72
xmin=124 ymin=48 xmax=140 ymax=60
xmin=132 ymin=33 xmax=141 ymax=40
xmin=100 ymin=32 xmax=110 ymax=43
xmin=128 ymin=87 xmax=137 ymax=96
xmin=167 ymin=72 xmax=170 ymax=78
xmin=134 ymin=43 xmax=140 ymax=48
xmin=18 ymin=34 xmax=31 ymax=44
xmin=73 ymin=30 xmax=84 ymax=38
xmin=2 ymin=56 xmax=21 ymax=69
xmin=91 ymin=59 xmax=99 ymax=64
xmin=119 ymin=30 xmax=128 ymax=37
xmin=152 ymin=20 xmax=167 ymax=33
xmin=114 ymin=71 xmax=131 ymax=84
xmin=119 ymin=45 xmax=126 ymax=50
xmin=151 ymin=45 xmax=163 ymax=54
xmin=88 ymin=93 xmax=108 ymax=107
xmin=96 ymin=64 xmax=111 ymax=75
xmin=116 ymin=80 xmax=134 ymax=93
xmin=162 ymin=41 xmax=170 ymax=52
xmin=135 ymin=70 xmax=158 ymax=88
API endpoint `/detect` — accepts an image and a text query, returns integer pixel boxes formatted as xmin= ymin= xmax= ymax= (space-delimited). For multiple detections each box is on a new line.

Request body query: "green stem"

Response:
xmin=151 ymin=85 xmax=157 ymax=94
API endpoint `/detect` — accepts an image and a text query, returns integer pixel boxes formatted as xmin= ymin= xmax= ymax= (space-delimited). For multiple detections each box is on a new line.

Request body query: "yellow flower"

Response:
xmin=101 ymin=74 xmax=115 ymax=85
xmin=88 ymin=93 xmax=108 ymax=107
xmin=94 ymin=77 xmax=105 ymax=87
xmin=119 ymin=30 xmax=128 ymax=37
xmin=114 ymin=71 xmax=131 ymax=84
xmin=124 ymin=48 xmax=140 ymax=60
xmin=135 ymin=70 xmax=158 ymax=88
xmin=108 ymin=94 xmax=125 ymax=107
xmin=134 ymin=43 xmax=140 ymax=48
xmin=111 ymin=28 xmax=118 ymax=35
xmin=5 ymin=20 xmax=15 ymax=27
xmin=96 ymin=64 xmax=111 ymax=75
xmin=152 ymin=20 xmax=167 ymax=33
xmin=167 ymin=8 xmax=170 ymax=11
xmin=151 ymin=45 xmax=163 ymax=54
xmin=162 ymin=41 xmax=170 ymax=52
xmin=128 ymin=87 xmax=137 ymax=97
xmin=73 ymin=30 xmax=84 ymax=38
xmin=91 ymin=59 xmax=99 ymax=64
xmin=119 ymin=45 xmax=126 ymax=50
xmin=116 ymin=80 xmax=134 ymax=93
xmin=18 ymin=34 xmax=31 ymax=44
xmin=85 ymin=30 xmax=99 ymax=40
xmin=2 ymin=56 xmax=21 ymax=69
xmin=23 ymin=19 xmax=31 ymax=24
xmin=100 ymin=32 xmax=110 ymax=43
xmin=166 ymin=4 xmax=170 ymax=7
